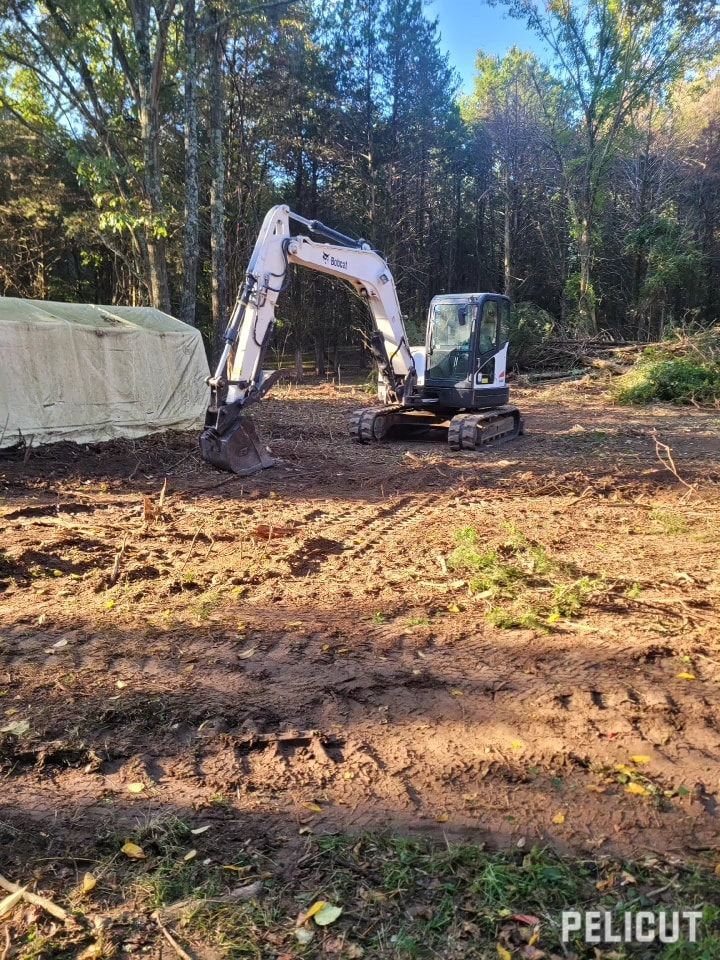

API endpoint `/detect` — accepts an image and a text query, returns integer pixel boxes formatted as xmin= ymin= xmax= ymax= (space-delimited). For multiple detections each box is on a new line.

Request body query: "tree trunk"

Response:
xmin=130 ymin=0 xmax=172 ymax=313
xmin=314 ymin=337 xmax=326 ymax=377
xmin=503 ymin=169 xmax=512 ymax=298
xmin=208 ymin=3 xmax=228 ymax=353
xmin=179 ymin=0 xmax=199 ymax=326
xmin=577 ymin=213 xmax=596 ymax=333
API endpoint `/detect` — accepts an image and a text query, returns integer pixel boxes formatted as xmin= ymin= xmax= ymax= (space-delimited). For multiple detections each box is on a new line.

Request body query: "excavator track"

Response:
xmin=448 ymin=405 xmax=523 ymax=451
xmin=349 ymin=406 xmax=402 ymax=443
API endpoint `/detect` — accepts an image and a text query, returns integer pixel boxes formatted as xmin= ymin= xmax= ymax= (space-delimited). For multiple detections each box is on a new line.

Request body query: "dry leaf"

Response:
xmin=676 ymin=672 xmax=696 ymax=681
xmin=303 ymin=802 xmax=323 ymax=813
xmin=121 ymin=841 xmax=146 ymax=860
xmin=116 ymin=680 xmax=127 ymax=689
xmin=630 ymin=755 xmax=651 ymax=765
xmin=0 ymin=718 xmax=30 ymax=736
xmin=295 ymin=927 xmax=314 ymax=944
xmin=450 ymin=689 xmax=464 ymax=698
xmin=0 ymin=887 xmax=26 ymax=918
xmin=511 ymin=914 xmax=541 ymax=926
xmin=238 ymin=647 xmax=256 ymax=659
xmin=625 ymin=783 xmax=650 ymax=796
xmin=552 ymin=811 xmax=566 ymax=825
xmin=183 ymin=849 xmax=197 ymax=862
xmin=314 ymin=903 xmax=342 ymax=926
xmin=82 ymin=873 xmax=97 ymax=895
xmin=714 ymin=864 xmax=720 ymax=877
xmin=127 ymin=782 xmax=145 ymax=794
xmin=298 ymin=900 xmax=327 ymax=925
xmin=191 ymin=825 xmax=211 ymax=835
xmin=436 ymin=813 xmax=449 ymax=823
xmin=520 ymin=946 xmax=546 ymax=959
xmin=497 ymin=945 xmax=513 ymax=960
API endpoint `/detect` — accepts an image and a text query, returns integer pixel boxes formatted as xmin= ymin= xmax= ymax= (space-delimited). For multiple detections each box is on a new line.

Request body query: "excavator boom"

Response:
xmin=200 ymin=205 xmax=417 ymax=473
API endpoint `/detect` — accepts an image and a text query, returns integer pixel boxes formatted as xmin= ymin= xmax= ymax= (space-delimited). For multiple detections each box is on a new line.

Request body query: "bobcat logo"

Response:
xmin=321 ymin=251 xmax=348 ymax=269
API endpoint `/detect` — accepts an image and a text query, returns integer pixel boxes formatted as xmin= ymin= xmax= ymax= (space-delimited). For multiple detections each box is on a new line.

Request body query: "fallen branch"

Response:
xmin=0 ymin=873 xmax=68 ymax=922
xmin=153 ymin=913 xmax=196 ymax=960
xmin=650 ymin=430 xmax=696 ymax=500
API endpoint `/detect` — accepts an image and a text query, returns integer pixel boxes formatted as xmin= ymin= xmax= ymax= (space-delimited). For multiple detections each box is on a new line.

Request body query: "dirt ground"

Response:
xmin=2 ymin=379 xmax=720 ymax=877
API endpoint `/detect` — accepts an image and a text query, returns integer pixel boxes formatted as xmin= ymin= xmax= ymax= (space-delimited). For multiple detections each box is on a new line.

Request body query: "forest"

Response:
xmin=0 ymin=0 xmax=718 ymax=368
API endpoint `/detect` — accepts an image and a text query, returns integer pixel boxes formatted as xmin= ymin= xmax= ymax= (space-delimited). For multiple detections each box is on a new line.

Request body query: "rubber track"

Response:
xmin=349 ymin=406 xmax=402 ymax=443
xmin=448 ymin=406 xmax=522 ymax=451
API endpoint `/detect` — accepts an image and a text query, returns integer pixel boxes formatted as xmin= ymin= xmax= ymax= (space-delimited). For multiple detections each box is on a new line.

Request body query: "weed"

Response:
xmin=487 ymin=605 xmax=545 ymax=631
xmin=548 ymin=577 xmax=602 ymax=620
xmin=193 ymin=589 xmax=222 ymax=620
xmin=406 ymin=615 xmax=431 ymax=627
xmin=651 ymin=506 xmax=688 ymax=535
xmin=450 ymin=525 xmax=603 ymax=630
xmin=372 ymin=611 xmax=387 ymax=624
xmin=209 ymin=792 xmax=232 ymax=807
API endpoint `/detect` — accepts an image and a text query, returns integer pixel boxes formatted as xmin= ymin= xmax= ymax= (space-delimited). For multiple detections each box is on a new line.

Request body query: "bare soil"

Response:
xmin=2 ymin=380 xmax=720 ymax=875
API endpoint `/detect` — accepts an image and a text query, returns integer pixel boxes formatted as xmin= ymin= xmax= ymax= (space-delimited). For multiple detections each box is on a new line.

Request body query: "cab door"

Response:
xmin=473 ymin=296 xmax=510 ymax=402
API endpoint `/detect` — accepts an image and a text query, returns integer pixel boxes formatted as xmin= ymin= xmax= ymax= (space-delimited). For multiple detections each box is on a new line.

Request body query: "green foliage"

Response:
xmin=448 ymin=525 xmax=604 ymax=630
xmin=563 ymin=271 xmax=597 ymax=331
xmin=651 ymin=507 xmax=689 ymax=535
xmin=507 ymin=302 xmax=556 ymax=369
xmin=0 ymin=0 xmax=717 ymax=343
xmin=615 ymin=351 xmax=720 ymax=406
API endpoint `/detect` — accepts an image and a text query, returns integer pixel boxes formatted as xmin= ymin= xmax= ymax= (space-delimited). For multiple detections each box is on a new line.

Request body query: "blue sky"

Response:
xmin=427 ymin=0 xmax=545 ymax=93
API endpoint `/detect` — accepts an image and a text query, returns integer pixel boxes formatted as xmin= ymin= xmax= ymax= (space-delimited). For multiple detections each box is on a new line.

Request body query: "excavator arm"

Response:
xmin=200 ymin=205 xmax=417 ymax=473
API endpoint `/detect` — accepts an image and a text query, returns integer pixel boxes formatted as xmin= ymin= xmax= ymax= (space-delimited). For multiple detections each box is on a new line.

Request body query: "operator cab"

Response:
xmin=418 ymin=293 xmax=511 ymax=411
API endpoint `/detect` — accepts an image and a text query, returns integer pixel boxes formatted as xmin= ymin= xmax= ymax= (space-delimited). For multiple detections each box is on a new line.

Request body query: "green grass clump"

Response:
xmin=651 ymin=506 xmax=688 ymax=535
xmin=615 ymin=352 xmax=720 ymax=405
xmin=449 ymin=525 xmax=603 ymax=630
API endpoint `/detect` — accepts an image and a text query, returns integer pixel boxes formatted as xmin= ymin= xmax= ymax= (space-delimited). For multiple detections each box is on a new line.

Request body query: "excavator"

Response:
xmin=200 ymin=205 xmax=523 ymax=474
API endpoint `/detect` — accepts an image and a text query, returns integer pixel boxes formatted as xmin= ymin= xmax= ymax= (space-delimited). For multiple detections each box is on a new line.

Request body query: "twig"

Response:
xmin=178 ymin=522 xmax=206 ymax=573
xmin=0 ymin=873 xmax=68 ymax=921
xmin=650 ymin=430 xmax=696 ymax=500
xmin=152 ymin=913 xmax=196 ymax=960
xmin=109 ymin=535 xmax=128 ymax=587
xmin=567 ymin=485 xmax=594 ymax=506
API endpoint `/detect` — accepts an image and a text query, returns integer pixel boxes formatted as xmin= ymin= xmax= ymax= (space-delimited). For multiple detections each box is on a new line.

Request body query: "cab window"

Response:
xmin=427 ymin=303 xmax=473 ymax=381
xmin=499 ymin=300 xmax=510 ymax=345
xmin=479 ymin=300 xmax=499 ymax=355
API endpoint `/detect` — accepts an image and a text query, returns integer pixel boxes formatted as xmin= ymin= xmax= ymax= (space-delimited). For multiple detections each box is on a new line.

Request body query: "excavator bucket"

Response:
xmin=199 ymin=406 xmax=274 ymax=475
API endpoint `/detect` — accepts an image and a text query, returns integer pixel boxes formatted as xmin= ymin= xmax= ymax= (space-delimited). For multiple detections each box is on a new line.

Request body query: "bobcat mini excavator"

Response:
xmin=200 ymin=205 xmax=523 ymax=474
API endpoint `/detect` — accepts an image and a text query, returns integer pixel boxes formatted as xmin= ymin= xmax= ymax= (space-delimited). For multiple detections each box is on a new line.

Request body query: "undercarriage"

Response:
xmin=349 ymin=404 xmax=524 ymax=450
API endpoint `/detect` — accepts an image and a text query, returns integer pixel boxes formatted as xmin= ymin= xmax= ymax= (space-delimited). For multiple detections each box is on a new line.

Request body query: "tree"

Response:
xmin=496 ymin=0 xmax=715 ymax=331
xmin=179 ymin=0 xmax=200 ymax=326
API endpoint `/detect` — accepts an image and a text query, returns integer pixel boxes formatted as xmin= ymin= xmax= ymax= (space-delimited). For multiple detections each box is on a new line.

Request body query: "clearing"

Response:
xmin=2 ymin=380 xmax=720 ymax=957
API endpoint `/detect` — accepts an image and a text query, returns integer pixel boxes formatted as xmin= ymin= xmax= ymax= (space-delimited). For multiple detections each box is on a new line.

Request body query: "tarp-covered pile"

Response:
xmin=0 ymin=298 xmax=210 ymax=448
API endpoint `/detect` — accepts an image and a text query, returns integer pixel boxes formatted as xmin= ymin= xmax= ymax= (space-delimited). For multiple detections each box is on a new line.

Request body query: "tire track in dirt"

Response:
xmin=284 ymin=493 xmax=440 ymax=578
